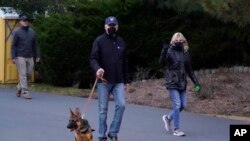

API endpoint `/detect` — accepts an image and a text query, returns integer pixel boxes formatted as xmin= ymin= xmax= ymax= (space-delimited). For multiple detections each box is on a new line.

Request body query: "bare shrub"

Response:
xmin=194 ymin=74 xmax=218 ymax=99
xmin=133 ymin=66 xmax=151 ymax=81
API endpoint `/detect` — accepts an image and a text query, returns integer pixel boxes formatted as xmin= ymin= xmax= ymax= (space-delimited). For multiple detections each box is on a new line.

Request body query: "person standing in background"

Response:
xmin=11 ymin=15 xmax=40 ymax=99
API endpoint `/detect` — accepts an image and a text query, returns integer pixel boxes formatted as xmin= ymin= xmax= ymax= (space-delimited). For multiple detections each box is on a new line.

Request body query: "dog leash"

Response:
xmin=82 ymin=76 xmax=107 ymax=113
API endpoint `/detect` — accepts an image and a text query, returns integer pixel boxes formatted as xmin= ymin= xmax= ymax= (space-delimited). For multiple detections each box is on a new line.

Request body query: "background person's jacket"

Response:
xmin=11 ymin=26 xmax=39 ymax=59
xmin=90 ymin=33 xmax=129 ymax=84
xmin=160 ymin=44 xmax=199 ymax=90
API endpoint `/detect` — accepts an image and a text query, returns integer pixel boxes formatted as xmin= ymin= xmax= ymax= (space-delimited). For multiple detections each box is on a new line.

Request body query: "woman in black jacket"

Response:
xmin=159 ymin=32 xmax=201 ymax=137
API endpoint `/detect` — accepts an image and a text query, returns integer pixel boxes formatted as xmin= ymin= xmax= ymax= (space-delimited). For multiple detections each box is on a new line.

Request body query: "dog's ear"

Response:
xmin=75 ymin=107 xmax=81 ymax=117
xmin=69 ymin=108 xmax=75 ymax=116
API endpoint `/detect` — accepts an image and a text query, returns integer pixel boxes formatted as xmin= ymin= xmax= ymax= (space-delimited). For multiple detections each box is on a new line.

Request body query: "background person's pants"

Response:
xmin=16 ymin=57 xmax=34 ymax=93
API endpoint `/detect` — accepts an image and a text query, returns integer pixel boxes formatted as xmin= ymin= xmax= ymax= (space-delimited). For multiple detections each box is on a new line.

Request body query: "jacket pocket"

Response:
xmin=166 ymin=70 xmax=178 ymax=85
xmin=171 ymin=72 xmax=179 ymax=84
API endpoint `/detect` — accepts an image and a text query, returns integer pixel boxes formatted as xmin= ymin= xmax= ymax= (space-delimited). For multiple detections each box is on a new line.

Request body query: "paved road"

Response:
xmin=0 ymin=88 xmax=247 ymax=141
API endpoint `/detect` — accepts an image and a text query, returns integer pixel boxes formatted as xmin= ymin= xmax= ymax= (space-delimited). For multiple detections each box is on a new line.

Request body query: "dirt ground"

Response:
xmin=125 ymin=71 xmax=250 ymax=121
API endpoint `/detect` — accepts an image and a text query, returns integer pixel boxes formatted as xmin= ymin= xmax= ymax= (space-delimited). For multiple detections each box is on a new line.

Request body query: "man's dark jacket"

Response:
xmin=159 ymin=44 xmax=199 ymax=90
xmin=90 ymin=33 xmax=129 ymax=84
xmin=11 ymin=26 xmax=39 ymax=59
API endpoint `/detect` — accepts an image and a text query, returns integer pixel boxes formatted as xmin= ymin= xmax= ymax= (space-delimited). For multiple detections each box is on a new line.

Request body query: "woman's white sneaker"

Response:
xmin=162 ymin=115 xmax=172 ymax=132
xmin=173 ymin=129 xmax=185 ymax=136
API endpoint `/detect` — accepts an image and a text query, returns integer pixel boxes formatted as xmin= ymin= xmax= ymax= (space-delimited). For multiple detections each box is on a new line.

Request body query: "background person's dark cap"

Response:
xmin=105 ymin=16 xmax=118 ymax=25
xmin=19 ymin=15 xmax=29 ymax=21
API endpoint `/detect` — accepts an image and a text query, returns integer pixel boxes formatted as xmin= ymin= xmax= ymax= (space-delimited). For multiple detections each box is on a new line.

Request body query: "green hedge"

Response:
xmin=32 ymin=0 xmax=250 ymax=87
xmin=33 ymin=14 xmax=87 ymax=86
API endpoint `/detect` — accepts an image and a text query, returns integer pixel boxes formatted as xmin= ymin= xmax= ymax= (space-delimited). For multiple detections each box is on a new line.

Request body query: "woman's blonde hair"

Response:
xmin=170 ymin=32 xmax=189 ymax=52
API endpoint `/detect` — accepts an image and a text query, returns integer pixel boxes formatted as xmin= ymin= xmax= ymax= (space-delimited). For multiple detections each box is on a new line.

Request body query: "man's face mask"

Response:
xmin=107 ymin=26 xmax=117 ymax=37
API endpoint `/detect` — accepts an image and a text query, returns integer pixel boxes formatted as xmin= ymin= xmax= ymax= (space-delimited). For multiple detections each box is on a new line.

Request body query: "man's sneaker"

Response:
xmin=16 ymin=87 xmax=21 ymax=97
xmin=173 ymin=129 xmax=186 ymax=136
xmin=108 ymin=133 xmax=118 ymax=141
xmin=22 ymin=91 xmax=32 ymax=99
xmin=162 ymin=115 xmax=172 ymax=132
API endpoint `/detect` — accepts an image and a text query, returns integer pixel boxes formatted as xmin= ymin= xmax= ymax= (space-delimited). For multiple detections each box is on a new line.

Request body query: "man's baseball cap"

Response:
xmin=19 ymin=15 xmax=28 ymax=21
xmin=105 ymin=16 xmax=118 ymax=25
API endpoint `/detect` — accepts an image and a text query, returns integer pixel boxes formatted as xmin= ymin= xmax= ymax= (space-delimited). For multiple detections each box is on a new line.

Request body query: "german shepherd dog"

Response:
xmin=67 ymin=108 xmax=95 ymax=141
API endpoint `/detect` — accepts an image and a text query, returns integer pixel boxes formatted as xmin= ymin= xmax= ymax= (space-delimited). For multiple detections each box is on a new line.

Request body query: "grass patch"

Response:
xmin=0 ymin=83 xmax=91 ymax=97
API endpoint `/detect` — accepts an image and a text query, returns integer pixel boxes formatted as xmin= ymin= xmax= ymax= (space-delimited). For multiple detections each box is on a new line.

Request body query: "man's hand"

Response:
xmin=12 ymin=59 xmax=16 ymax=64
xmin=36 ymin=57 xmax=40 ymax=63
xmin=96 ymin=68 xmax=104 ymax=78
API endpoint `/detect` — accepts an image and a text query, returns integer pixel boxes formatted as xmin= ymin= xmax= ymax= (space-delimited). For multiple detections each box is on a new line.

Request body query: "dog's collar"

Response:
xmin=80 ymin=127 xmax=89 ymax=134
xmin=78 ymin=119 xmax=91 ymax=134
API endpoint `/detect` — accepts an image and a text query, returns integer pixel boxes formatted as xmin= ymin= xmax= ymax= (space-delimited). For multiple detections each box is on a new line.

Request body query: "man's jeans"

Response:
xmin=97 ymin=83 xmax=126 ymax=138
xmin=168 ymin=89 xmax=187 ymax=130
xmin=16 ymin=57 xmax=34 ymax=93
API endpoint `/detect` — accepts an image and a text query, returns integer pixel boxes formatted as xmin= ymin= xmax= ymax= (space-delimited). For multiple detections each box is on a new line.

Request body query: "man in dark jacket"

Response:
xmin=159 ymin=32 xmax=200 ymax=137
xmin=11 ymin=15 xmax=40 ymax=99
xmin=90 ymin=16 xmax=129 ymax=141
